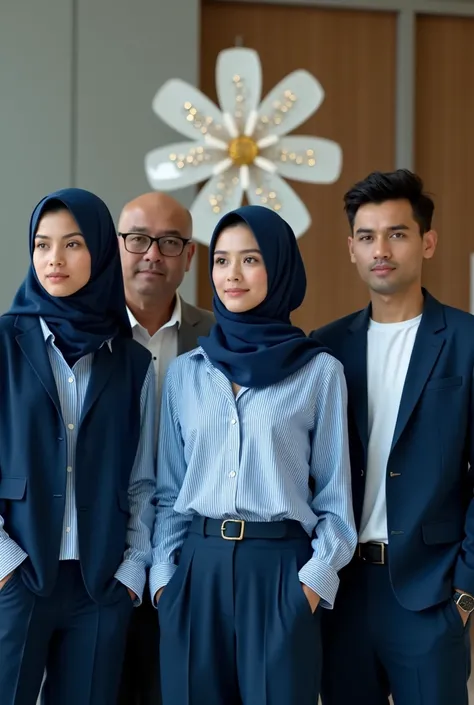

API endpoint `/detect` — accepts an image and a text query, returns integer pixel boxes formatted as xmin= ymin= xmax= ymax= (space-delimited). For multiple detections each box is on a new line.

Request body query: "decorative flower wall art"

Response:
xmin=145 ymin=48 xmax=342 ymax=245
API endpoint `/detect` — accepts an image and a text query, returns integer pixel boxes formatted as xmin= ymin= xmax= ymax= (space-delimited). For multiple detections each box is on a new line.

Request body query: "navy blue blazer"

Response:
xmin=312 ymin=291 xmax=474 ymax=611
xmin=0 ymin=315 xmax=151 ymax=603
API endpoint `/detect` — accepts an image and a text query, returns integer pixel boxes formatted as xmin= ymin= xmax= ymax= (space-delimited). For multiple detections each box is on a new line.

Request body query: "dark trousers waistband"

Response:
xmin=190 ymin=516 xmax=307 ymax=541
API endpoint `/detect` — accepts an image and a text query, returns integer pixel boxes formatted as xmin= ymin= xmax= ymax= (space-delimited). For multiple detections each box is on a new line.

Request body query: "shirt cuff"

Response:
xmin=0 ymin=539 xmax=28 ymax=581
xmin=298 ymin=556 xmax=340 ymax=610
xmin=149 ymin=562 xmax=178 ymax=606
xmin=453 ymin=558 xmax=474 ymax=599
xmin=114 ymin=560 xmax=146 ymax=606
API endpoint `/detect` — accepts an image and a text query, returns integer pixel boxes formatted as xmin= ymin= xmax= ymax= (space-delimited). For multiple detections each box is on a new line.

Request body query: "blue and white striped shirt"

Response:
xmin=0 ymin=319 xmax=156 ymax=601
xmin=150 ymin=347 xmax=357 ymax=609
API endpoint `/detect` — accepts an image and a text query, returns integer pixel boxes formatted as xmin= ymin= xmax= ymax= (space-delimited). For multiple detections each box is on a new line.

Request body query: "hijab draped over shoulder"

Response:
xmin=7 ymin=188 xmax=131 ymax=365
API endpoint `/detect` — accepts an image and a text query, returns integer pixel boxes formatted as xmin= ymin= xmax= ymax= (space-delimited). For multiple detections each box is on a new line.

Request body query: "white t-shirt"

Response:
xmin=359 ymin=314 xmax=422 ymax=544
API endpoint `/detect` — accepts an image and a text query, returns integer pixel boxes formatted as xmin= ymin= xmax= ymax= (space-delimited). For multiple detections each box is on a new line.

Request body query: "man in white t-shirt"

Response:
xmin=313 ymin=169 xmax=474 ymax=705
xmin=116 ymin=192 xmax=214 ymax=705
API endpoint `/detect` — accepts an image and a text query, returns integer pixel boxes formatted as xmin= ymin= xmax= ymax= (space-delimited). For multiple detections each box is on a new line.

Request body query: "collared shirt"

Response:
xmin=38 ymin=319 xmax=155 ymax=600
xmin=128 ymin=296 xmax=181 ymax=432
xmin=150 ymin=347 xmax=357 ymax=609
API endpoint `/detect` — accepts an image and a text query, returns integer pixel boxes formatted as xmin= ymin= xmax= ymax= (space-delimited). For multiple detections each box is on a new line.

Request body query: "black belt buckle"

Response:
xmin=358 ymin=541 xmax=385 ymax=565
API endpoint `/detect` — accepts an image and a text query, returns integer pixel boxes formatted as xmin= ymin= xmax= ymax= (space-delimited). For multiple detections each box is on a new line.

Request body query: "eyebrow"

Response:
xmin=35 ymin=232 xmax=83 ymax=239
xmin=354 ymin=224 xmax=410 ymax=236
xmin=214 ymin=248 xmax=261 ymax=255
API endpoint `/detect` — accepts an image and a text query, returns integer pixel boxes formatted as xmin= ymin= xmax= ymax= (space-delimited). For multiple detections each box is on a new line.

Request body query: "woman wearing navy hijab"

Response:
xmin=151 ymin=205 xmax=357 ymax=705
xmin=0 ymin=189 xmax=155 ymax=705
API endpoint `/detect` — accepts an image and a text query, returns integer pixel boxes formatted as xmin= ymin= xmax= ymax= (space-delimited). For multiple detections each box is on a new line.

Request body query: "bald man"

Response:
xmin=116 ymin=193 xmax=214 ymax=705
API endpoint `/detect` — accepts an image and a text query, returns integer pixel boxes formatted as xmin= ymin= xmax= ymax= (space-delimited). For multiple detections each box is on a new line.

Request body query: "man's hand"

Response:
xmin=455 ymin=603 xmax=470 ymax=626
xmin=154 ymin=587 xmax=165 ymax=605
xmin=302 ymin=584 xmax=320 ymax=613
xmin=0 ymin=572 xmax=14 ymax=590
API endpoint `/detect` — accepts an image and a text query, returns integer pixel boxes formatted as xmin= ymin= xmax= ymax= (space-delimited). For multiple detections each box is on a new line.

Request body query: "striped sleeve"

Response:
xmin=149 ymin=368 xmax=192 ymax=602
xmin=115 ymin=361 xmax=157 ymax=603
xmin=0 ymin=520 xmax=27 ymax=581
xmin=298 ymin=356 xmax=357 ymax=608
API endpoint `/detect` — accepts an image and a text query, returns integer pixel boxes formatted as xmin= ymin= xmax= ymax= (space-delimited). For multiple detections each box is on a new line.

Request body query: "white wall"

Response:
xmin=0 ymin=0 xmax=199 ymax=312
xmin=0 ymin=1 xmax=73 ymax=311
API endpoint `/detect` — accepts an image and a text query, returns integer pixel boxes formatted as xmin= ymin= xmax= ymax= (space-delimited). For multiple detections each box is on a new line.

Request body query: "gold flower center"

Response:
xmin=228 ymin=136 xmax=259 ymax=166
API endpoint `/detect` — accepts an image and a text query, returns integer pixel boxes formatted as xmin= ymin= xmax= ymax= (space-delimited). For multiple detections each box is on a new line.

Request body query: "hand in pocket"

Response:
xmin=0 ymin=571 xmax=14 ymax=591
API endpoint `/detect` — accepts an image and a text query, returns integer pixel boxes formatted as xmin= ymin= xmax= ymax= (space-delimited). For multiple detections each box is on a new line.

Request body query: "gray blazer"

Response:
xmin=178 ymin=299 xmax=214 ymax=355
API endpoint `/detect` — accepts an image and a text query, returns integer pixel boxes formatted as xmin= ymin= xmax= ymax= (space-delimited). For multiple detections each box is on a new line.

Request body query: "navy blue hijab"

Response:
xmin=199 ymin=205 xmax=328 ymax=387
xmin=8 ymin=188 xmax=131 ymax=365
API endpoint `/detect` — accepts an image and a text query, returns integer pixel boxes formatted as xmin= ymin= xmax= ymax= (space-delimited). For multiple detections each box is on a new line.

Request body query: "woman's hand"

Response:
xmin=302 ymin=584 xmax=320 ymax=613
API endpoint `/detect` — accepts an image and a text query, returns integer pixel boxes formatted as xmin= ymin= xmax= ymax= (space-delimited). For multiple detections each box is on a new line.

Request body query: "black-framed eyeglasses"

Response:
xmin=119 ymin=232 xmax=192 ymax=257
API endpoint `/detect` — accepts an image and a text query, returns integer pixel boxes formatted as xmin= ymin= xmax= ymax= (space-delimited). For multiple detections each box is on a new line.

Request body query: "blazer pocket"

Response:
xmin=0 ymin=477 xmax=27 ymax=500
xmin=117 ymin=489 xmax=130 ymax=513
xmin=422 ymin=520 xmax=464 ymax=545
xmin=425 ymin=376 xmax=463 ymax=391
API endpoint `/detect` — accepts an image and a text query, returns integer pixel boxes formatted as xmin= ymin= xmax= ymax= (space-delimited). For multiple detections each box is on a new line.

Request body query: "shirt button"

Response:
xmin=67 ymin=423 xmax=74 ymax=430
xmin=65 ymin=527 xmax=71 ymax=533
xmin=231 ymin=419 xmax=237 ymax=425
xmin=67 ymin=466 xmax=72 ymax=473
xmin=229 ymin=471 xmax=236 ymax=478
xmin=68 ymin=377 xmax=74 ymax=384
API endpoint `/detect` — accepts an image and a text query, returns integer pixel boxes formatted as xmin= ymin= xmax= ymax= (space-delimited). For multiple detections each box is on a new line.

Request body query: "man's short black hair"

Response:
xmin=344 ymin=169 xmax=434 ymax=235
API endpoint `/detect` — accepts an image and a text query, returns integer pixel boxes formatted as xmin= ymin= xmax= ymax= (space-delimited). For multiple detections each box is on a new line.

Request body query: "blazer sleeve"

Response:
xmin=453 ymin=368 xmax=474 ymax=595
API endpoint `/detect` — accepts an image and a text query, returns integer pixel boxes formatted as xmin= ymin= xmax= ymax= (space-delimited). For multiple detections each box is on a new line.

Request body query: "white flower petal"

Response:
xmin=222 ymin=112 xmax=239 ymax=139
xmin=253 ymin=156 xmax=278 ymax=174
xmin=212 ymin=158 xmax=234 ymax=176
xmin=240 ymin=165 xmax=250 ymax=191
xmin=257 ymin=134 xmax=279 ymax=150
xmin=204 ymin=135 xmax=228 ymax=151
xmin=145 ymin=141 xmax=217 ymax=191
xmin=216 ymin=48 xmax=262 ymax=135
xmin=190 ymin=170 xmax=244 ymax=247
xmin=152 ymin=79 xmax=227 ymax=142
xmin=247 ymin=169 xmax=311 ymax=239
xmin=268 ymin=136 xmax=342 ymax=184
xmin=255 ymin=70 xmax=324 ymax=139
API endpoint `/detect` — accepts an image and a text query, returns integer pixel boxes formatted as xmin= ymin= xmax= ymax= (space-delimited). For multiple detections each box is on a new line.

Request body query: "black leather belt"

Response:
xmin=357 ymin=542 xmax=388 ymax=565
xmin=190 ymin=516 xmax=307 ymax=541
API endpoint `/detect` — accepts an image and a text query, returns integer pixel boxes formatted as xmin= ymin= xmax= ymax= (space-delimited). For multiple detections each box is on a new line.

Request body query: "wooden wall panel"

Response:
xmin=199 ymin=1 xmax=396 ymax=330
xmin=416 ymin=15 xmax=474 ymax=312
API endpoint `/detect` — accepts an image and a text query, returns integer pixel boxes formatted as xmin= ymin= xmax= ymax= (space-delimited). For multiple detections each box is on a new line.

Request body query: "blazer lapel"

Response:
xmin=80 ymin=343 xmax=114 ymax=424
xmin=391 ymin=293 xmax=446 ymax=451
xmin=15 ymin=316 xmax=62 ymax=415
xmin=178 ymin=319 xmax=199 ymax=356
xmin=178 ymin=300 xmax=205 ymax=355
xmin=344 ymin=307 xmax=370 ymax=456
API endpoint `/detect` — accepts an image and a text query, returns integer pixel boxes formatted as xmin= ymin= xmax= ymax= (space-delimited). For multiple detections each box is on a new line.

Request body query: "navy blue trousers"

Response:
xmin=158 ymin=530 xmax=322 ymax=705
xmin=321 ymin=560 xmax=471 ymax=705
xmin=118 ymin=581 xmax=161 ymax=705
xmin=0 ymin=561 xmax=133 ymax=705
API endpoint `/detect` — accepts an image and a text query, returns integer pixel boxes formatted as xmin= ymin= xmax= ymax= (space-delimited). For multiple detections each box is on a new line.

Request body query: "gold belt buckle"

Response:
xmin=221 ymin=519 xmax=245 ymax=541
